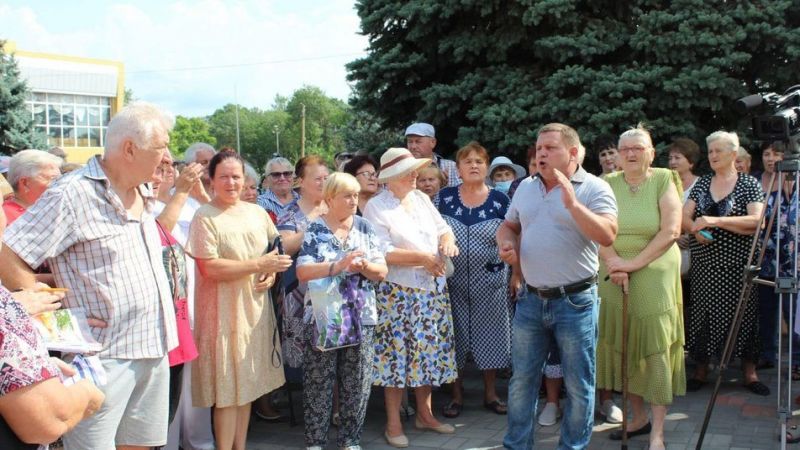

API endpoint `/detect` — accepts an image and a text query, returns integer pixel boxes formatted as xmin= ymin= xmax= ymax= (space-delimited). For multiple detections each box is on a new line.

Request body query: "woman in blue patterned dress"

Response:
xmin=277 ymin=156 xmax=330 ymax=378
xmin=438 ymin=142 xmax=512 ymax=418
xmin=296 ymin=172 xmax=388 ymax=450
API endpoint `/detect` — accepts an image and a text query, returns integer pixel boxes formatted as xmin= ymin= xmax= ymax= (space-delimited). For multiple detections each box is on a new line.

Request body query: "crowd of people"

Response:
xmin=0 ymin=100 xmax=797 ymax=450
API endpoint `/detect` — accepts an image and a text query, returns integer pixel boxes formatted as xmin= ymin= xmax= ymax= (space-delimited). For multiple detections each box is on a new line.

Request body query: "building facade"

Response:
xmin=5 ymin=41 xmax=124 ymax=164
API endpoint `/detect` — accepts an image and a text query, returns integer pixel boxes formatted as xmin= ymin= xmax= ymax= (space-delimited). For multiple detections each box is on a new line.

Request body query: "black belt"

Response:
xmin=527 ymin=274 xmax=598 ymax=300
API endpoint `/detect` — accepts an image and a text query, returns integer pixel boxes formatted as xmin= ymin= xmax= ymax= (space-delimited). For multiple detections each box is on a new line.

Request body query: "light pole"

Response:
xmin=273 ymin=125 xmax=280 ymax=156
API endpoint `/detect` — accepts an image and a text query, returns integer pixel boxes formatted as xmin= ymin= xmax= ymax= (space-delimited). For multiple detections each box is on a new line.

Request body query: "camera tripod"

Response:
xmin=696 ymin=158 xmax=800 ymax=450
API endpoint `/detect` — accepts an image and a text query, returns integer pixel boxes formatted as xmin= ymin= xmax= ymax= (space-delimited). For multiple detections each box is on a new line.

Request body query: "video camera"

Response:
xmin=736 ymin=85 xmax=800 ymax=158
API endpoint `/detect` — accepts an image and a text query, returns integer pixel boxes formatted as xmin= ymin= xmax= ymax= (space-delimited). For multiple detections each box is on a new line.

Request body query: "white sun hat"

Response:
xmin=378 ymin=147 xmax=432 ymax=182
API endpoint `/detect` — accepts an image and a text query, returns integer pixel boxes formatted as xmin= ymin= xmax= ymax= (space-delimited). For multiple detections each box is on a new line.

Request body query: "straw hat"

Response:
xmin=378 ymin=147 xmax=431 ymax=182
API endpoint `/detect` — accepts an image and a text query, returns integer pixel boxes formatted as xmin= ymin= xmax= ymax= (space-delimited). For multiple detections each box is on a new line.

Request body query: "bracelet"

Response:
xmin=328 ymin=262 xmax=335 ymax=277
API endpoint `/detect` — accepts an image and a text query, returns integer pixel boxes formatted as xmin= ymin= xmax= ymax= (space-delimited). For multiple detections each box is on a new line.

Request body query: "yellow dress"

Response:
xmin=597 ymin=168 xmax=686 ymax=405
xmin=187 ymin=201 xmax=285 ymax=408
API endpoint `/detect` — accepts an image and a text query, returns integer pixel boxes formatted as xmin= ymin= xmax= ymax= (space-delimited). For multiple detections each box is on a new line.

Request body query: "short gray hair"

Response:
xmin=8 ymin=149 xmax=62 ymax=190
xmin=185 ymin=142 xmax=216 ymax=163
xmin=105 ymin=102 xmax=174 ymax=153
xmin=619 ymin=123 xmax=654 ymax=149
xmin=265 ymin=156 xmax=292 ymax=173
xmin=244 ymin=162 xmax=260 ymax=183
xmin=706 ymin=130 xmax=739 ymax=152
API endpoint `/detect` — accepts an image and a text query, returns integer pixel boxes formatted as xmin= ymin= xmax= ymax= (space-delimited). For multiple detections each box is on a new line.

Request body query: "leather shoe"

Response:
xmin=384 ymin=431 xmax=409 ymax=448
xmin=609 ymin=422 xmax=651 ymax=440
xmin=414 ymin=418 xmax=455 ymax=434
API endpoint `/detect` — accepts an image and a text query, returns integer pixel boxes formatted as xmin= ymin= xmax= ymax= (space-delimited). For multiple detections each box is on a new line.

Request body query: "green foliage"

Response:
xmin=347 ymin=0 xmax=800 ymax=167
xmin=0 ymin=40 xmax=47 ymax=153
xmin=205 ymin=86 xmax=359 ymax=172
xmin=207 ymin=104 xmax=289 ymax=172
xmin=169 ymin=116 xmax=217 ymax=159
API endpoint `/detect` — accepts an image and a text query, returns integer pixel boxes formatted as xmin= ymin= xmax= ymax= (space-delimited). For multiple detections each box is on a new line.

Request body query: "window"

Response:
xmin=27 ymin=93 xmax=112 ymax=148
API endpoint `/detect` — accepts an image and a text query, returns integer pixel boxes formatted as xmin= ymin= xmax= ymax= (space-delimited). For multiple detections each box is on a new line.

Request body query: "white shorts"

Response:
xmin=63 ymin=356 xmax=169 ymax=449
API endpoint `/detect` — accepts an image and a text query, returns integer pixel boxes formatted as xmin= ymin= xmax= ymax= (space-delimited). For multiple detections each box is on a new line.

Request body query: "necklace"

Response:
xmin=624 ymin=173 xmax=647 ymax=194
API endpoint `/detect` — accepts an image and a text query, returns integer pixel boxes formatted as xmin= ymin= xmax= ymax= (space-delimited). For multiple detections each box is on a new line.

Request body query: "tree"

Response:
xmin=207 ymin=104 xmax=289 ymax=171
xmin=347 ymin=0 xmax=800 ymax=163
xmin=283 ymin=86 xmax=351 ymax=162
xmin=0 ymin=40 xmax=47 ymax=153
xmin=169 ymin=116 xmax=217 ymax=158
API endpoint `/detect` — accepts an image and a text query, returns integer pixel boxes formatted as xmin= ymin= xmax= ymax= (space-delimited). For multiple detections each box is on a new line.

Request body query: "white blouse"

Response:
xmin=363 ymin=189 xmax=452 ymax=290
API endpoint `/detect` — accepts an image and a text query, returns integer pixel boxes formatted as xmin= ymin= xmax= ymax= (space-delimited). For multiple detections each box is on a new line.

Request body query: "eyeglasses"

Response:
xmin=269 ymin=171 xmax=294 ymax=179
xmin=335 ymin=153 xmax=354 ymax=161
xmin=356 ymin=171 xmax=378 ymax=179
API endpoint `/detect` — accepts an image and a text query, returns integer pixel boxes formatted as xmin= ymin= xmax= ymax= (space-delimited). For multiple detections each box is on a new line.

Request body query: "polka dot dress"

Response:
xmin=438 ymin=186 xmax=513 ymax=370
xmin=686 ymin=173 xmax=764 ymax=363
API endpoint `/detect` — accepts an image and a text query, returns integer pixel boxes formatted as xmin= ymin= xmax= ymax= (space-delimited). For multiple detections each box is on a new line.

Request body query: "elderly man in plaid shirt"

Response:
xmin=405 ymin=122 xmax=461 ymax=187
xmin=0 ymin=102 xmax=179 ymax=450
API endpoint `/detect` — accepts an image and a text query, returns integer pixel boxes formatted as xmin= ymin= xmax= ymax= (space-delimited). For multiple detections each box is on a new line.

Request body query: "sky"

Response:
xmin=0 ymin=0 xmax=368 ymax=117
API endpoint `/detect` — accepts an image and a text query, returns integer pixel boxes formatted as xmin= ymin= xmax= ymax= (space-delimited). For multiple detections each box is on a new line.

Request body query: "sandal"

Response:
xmin=483 ymin=399 xmax=508 ymax=415
xmin=442 ymin=401 xmax=463 ymax=418
xmin=744 ymin=380 xmax=770 ymax=396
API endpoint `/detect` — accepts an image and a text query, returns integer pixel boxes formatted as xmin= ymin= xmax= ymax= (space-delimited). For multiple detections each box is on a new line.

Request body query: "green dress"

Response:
xmin=597 ymin=168 xmax=686 ymax=405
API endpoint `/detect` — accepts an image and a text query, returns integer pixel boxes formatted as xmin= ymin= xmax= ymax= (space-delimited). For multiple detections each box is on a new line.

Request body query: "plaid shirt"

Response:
xmin=256 ymin=188 xmax=299 ymax=219
xmin=434 ymin=153 xmax=461 ymax=187
xmin=3 ymin=156 xmax=178 ymax=359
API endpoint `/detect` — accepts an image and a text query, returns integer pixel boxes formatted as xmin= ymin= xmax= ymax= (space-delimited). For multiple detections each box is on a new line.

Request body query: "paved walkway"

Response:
xmin=247 ymin=362 xmax=795 ymax=449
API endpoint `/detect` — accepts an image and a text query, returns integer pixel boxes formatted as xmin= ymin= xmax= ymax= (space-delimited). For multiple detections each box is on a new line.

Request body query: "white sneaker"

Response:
xmin=538 ymin=402 xmax=561 ymax=426
xmin=599 ymin=399 xmax=623 ymax=424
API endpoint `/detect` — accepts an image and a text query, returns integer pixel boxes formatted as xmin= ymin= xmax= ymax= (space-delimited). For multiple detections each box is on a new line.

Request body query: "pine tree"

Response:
xmin=347 ymin=0 xmax=800 ymax=162
xmin=0 ymin=40 xmax=47 ymax=154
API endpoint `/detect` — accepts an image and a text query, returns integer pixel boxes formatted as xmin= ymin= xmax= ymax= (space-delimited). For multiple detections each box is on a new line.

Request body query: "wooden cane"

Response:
xmin=621 ymin=283 xmax=629 ymax=450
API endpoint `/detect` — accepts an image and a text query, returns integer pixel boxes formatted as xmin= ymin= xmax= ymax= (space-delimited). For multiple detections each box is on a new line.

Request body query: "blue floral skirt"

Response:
xmin=372 ymin=281 xmax=458 ymax=388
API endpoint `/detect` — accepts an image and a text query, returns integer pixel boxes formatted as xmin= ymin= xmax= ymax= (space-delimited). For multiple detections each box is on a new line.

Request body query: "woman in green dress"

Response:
xmin=597 ymin=126 xmax=686 ymax=450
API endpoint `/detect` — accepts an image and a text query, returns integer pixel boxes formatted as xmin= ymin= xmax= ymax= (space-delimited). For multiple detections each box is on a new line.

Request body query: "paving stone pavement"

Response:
xmin=246 ymin=362 xmax=797 ymax=449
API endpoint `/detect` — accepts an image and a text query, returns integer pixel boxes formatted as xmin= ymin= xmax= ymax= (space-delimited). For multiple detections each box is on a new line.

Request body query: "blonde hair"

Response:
xmin=706 ymin=130 xmax=739 ymax=152
xmin=537 ymin=123 xmax=581 ymax=152
xmin=323 ymin=172 xmax=361 ymax=201
xmin=736 ymin=146 xmax=751 ymax=160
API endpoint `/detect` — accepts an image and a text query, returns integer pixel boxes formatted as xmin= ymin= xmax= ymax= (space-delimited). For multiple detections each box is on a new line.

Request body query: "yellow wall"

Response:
xmin=4 ymin=41 xmax=125 ymax=164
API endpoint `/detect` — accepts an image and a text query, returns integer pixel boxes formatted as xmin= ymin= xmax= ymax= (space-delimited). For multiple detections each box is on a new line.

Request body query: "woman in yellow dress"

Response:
xmin=187 ymin=150 xmax=293 ymax=450
xmin=597 ymin=126 xmax=686 ymax=450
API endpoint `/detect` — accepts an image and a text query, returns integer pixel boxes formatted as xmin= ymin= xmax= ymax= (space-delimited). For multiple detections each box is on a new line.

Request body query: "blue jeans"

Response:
xmin=504 ymin=286 xmax=599 ymax=450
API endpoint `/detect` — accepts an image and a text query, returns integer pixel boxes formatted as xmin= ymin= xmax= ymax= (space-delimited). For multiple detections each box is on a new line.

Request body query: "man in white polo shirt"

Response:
xmin=498 ymin=123 xmax=617 ymax=450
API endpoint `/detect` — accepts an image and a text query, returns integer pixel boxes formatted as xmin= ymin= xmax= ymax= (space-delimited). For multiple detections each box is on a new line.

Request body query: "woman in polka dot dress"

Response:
xmin=683 ymin=131 xmax=767 ymax=396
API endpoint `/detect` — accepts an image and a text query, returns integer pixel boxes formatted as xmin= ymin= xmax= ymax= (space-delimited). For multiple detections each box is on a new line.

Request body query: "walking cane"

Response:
xmin=621 ymin=282 xmax=629 ymax=450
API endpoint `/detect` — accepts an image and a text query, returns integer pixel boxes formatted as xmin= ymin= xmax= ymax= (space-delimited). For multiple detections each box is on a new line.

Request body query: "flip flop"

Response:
xmin=442 ymin=401 xmax=463 ymax=418
xmin=483 ymin=399 xmax=508 ymax=415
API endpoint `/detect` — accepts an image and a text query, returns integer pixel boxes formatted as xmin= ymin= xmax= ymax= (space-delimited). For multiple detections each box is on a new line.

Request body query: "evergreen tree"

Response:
xmin=0 ymin=40 xmax=47 ymax=153
xmin=347 ymin=0 xmax=800 ymax=162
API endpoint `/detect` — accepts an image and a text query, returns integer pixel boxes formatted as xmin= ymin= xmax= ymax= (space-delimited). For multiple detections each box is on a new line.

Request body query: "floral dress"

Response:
xmin=363 ymin=189 xmax=458 ymax=388
xmin=277 ymin=200 xmax=311 ymax=378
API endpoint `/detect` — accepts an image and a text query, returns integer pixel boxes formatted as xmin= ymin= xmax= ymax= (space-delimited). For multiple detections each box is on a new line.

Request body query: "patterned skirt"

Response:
xmin=372 ymin=280 xmax=458 ymax=388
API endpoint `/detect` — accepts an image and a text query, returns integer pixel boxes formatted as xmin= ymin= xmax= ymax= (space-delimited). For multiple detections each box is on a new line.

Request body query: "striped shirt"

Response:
xmin=256 ymin=188 xmax=299 ymax=219
xmin=3 ymin=156 xmax=178 ymax=359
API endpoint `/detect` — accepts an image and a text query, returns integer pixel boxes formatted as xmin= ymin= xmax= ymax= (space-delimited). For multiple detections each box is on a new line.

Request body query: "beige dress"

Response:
xmin=187 ymin=201 xmax=285 ymax=408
